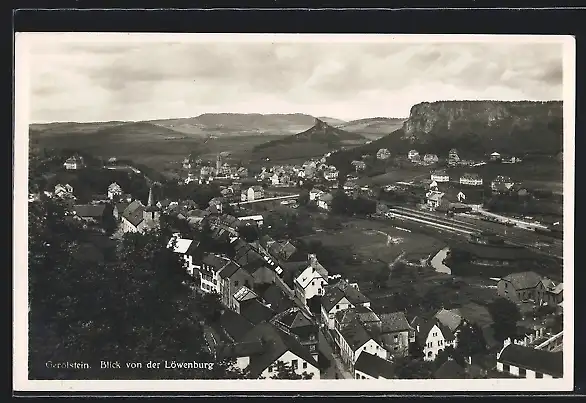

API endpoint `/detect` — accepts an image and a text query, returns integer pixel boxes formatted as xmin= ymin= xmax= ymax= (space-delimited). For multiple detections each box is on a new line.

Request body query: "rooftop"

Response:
xmin=340 ymin=319 xmax=374 ymax=351
xmin=354 ymin=352 xmax=395 ymax=379
xmin=502 ymin=271 xmax=543 ymax=290
xmin=498 ymin=343 xmax=563 ymax=377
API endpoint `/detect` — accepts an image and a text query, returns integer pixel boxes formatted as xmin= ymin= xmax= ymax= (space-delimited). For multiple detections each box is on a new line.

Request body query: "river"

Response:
xmin=430 ymin=247 xmax=452 ymax=274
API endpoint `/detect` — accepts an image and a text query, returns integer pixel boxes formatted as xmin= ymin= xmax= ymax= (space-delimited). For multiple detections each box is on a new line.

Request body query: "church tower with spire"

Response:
xmin=143 ymin=184 xmax=161 ymax=227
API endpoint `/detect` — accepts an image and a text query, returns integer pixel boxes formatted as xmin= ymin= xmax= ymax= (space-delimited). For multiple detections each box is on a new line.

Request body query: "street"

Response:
xmin=318 ymin=328 xmax=353 ymax=379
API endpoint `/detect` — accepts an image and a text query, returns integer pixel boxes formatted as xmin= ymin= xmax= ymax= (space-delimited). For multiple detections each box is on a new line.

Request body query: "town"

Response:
xmin=28 ymin=140 xmax=564 ymax=381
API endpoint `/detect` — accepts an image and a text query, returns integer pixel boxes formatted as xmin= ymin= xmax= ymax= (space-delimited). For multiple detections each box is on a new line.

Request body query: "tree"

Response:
xmin=298 ymin=190 xmax=310 ymax=206
xmin=28 ymin=196 xmax=244 ymax=380
xmin=435 ymin=345 xmax=467 ymax=369
xmin=393 ymin=357 xmax=434 ymax=379
xmin=455 ymin=322 xmax=487 ymax=358
xmin=488 ymin=298 xmax=522 ymax=343
xmin=330 ymin=190 xmax=349 ymax=215
xmin=240 ymin=224 xmax=260 ymax=243
xmin=268 ymin=361 xmax=314 ymax=380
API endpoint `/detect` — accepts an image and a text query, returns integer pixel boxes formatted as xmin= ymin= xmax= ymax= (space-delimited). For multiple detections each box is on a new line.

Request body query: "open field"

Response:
xmin=303 ymin=219 xmax=444 ymax=263
xmin=357 ymin=166 xmax=434 ymax=186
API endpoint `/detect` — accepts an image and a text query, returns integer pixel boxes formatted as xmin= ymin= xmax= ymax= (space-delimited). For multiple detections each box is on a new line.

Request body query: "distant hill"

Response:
xmin=151 ymin=113 xmax=344 ymax=136
xmin=328 ymin=100 xmax=563 ymax=167
xmin=29 ymin=121 xmax=205 ymax=161
xmin=251 ymin=118 xmax=368 ymax=161
xmin=336 ymin=117 xmax=406 ymax=136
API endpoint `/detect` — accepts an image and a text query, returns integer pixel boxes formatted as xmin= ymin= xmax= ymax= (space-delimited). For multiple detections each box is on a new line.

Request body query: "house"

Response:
xmin=351 ymin=160 xmax=367 ymax=171
xmin=294 ymin=256 xmax=328 ymax=307
xmin=448 ymin=149 xmax=460 ymax=166
xmin=335 ymin=318 xmax=388 ymax=370
xmin=120 ymin=187 xmax=160 ymax=233
xmin=309 ymin=188 xmax=325 ymax=201
xmin=54 ymin=183 xmax=75 ymax=199
xmin=497 ymin=271 xmax=545 ymax=303
xmin=496 ymin=338 xmax=563 ymax=378
xmin=237 ymin=167 xmax=249 ymax=178
xmin=354 ymin=352 xmax=396 ymax=379
xmin=434 ymin=358 xmax=467 ymax=379
xmin=430 ymin=169 xmax=449 ymax=183
xmin=540 ymin=278 xmax=564 ymax=306
xmin=460 ymin=173 xmax=483 ymax=186
xmin=317 ymin=193 xmax=333 ymax=210
xmin=167 ymin=235 xmax=201 ymax=277
xmin=238 ymin=215 xmax=264 ymax=227
xmin=321 ymin=280 xmax=371 ymax=329
xmin=434 ymin=308 xmax=465 ymax=335
xmin=235 ymin=321 xmax=320 ymax=379
xmin=268 ymin=240 xmax=300 ymax=262
xmin=323 ymin=168 xmax=339 ymax=182
xmin=423 ymin=154 xmax=439 ymax=165
xmin=239 ymin=298 xmax=276 ymax=326
xmin=219 ymin=262 xmax=255 ymax=311
xmin=107 ymin=182 xmax=123 ymax=200
xmin=490 ymin=152 xmax=502 ymax=161
xmin=378 ymin=311 xmax=415 ymax=358
xmin=214 ymin=308 xmax=255 ymax=343
xmin=197 ymin=254 xmax=232 ymax=294
xmin=407 ymin=150 xmax=420 ymax=161
xmin=412 ymin=317 xmax=457 ymax=361
xmin=257 ymin=283 xmax=294 ymax=314
xmin=233 ymin=285 xmax=260 ymax=314
xmin=491 ymin=175 xmax=515 ymax=192
xmin=426 ymin=190 xmax=446 ymax=210
xmin=182 ymin=158 xmax=192 ymax=169
xmin=376 ymin=148 xmax=391 ymax=160
xmin=72 ymin=204 xmax=109 ymax=225
xmin=271 ymin=307 xmax=319 ymax=359
xmin=63 ymin=155 xmax=85 ymax=170
xmin=245 ymin=186 xmax=265 ymax=202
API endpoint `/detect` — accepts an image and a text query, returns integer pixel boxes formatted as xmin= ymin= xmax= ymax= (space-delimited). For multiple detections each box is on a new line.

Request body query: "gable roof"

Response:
xmin=202 ymin=254 xmax=230 ymax=270
xmin=272 ymin=307 xmax=313 ymax=330
xmin=73 ymin=204 xmax=106 ymax=218
xmin=336 ymin=306 xmax=380 ymax=329
xmin=239 ymin=299 xmax=276 ymax=325
xmin=218 ymin=261 xmax=242 ymax=279
xmin=217 ymin=341 xmax=266 ymax=360
xmin=342 ymin=284 xmax=370 ymax=306
xmin=340 ymin=320 xmax=375 ymax=351
xmin=260 ymin=284 xmax=294 ymax=314
xmin=434 ymin=359 xmax=466 ymax=379
xmin=434 ymin=308 xmax=464 ymax=332
xmin=281 ymin=261 xmax=309 ymax=289
xmin=121 ymin=200 xmax=145 ymax=227
xmin=217 ymin=309 xmax=255 ymax=342
xmin=241 ymin=321 xmax=319 ymax=378
xmin=379 ymin=311 xmax=412 ymax=333
xmin=295 ymin=265 xmax=326 ymax=289
xmin=498 ymin=344 xmax=563 ymax=377
xmin=502 ymin=271 xmax=542 ymax=290
xmin=233 ymin=286 xmax=258 ymax=303
xmin=321 ymin=287 xmax=347 ymax=312
xmin=167 ymin=237 xmax=194 ymax=254
xmin=414 ymin=318 xmax=455 ymax=343
xmin=354 ymin=352 xmax=395 ymax=379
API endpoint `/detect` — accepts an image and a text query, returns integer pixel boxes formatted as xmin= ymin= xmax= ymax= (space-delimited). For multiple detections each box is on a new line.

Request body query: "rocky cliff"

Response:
xmin=400 ymin=101 xmax=563 ymax=155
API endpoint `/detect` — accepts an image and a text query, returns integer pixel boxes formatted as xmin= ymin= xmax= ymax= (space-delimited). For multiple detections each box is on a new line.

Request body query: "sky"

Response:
xmin=22 ymin=34 xmax=565 ymax=123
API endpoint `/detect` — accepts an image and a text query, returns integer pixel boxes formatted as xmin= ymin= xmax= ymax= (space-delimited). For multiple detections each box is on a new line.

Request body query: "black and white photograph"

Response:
xmin=13 ymin=33 xmax=574 ymax=391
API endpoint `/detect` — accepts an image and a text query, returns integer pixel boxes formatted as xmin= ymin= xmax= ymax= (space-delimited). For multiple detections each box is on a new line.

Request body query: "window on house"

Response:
xmin=268 ymin=366 xmax=273 ymax=373
xmin=503 ymin=364 xmax=510 ymax=372
xmin=303 ymin=362 xmax=308 ymax=369
xmin=336 ymin=304 xmax=339 ymax=310
xmin=234 ymin=281 xmax=239 ymax=287
xmin=427 ymin=351 xmax=433 ymax=358
xmin=518 ymin=368 xmax=526 ymax=377
xmin=536 ymin=372 xmax=543 ymax=379
xmin=291 ymin=360 xmax=298 ymax=370
xmin=312 ymin=281 xmax=315 ymax=286
xmin=356 ymin=374 xmax=360 ymax=379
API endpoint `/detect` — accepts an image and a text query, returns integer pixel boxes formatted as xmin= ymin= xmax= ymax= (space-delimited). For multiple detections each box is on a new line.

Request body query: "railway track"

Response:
xmin=388 ymin=205 xmax=563 ymax=259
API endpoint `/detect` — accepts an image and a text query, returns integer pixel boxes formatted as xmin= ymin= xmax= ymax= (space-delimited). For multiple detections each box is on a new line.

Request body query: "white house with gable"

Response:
xmin=294 ymin=255 xmax=328 ymax=307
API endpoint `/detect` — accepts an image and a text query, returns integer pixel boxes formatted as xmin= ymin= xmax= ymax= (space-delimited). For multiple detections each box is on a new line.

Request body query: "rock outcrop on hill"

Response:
xmin=329 ymin=100 xmax=563 ymax=165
